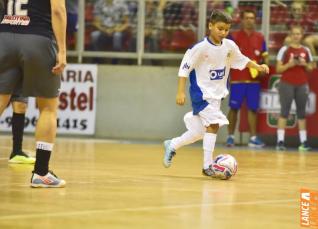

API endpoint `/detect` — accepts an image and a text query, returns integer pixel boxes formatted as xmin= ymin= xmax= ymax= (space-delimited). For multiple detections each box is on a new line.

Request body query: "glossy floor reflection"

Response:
xmin=0 ymin=136 xmax=317 ymax=229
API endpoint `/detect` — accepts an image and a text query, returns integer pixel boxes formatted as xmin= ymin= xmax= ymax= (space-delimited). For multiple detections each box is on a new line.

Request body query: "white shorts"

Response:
xmin=198 ymin=99 xmax=229 ymax=127
xmin=184 ymin=99 xmax=229 ymax=133
xmin=184 ymin=112 xmax=205 ymax=135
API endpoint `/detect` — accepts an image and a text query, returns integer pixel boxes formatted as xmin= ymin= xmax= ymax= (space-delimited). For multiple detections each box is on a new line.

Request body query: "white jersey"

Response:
xmin=178 ymin=37 xmax=250 ymax=114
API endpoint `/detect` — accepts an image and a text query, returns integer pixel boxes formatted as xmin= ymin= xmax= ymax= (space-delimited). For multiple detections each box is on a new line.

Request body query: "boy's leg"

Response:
xmin=31 ymin=97 xmax=65 ymax=188
xmin=203 ymin=124 xmax=218 ymax=168
xmin=202 ymin=124 xmax=218 ymax=176
xmin=171 ymin=112 xmax=205 ymax=150
xmin=163 ymin=130 xmax=203 ymax=168
xmin=163 ymin=112 xmax=205 ymax=168
xmin=170 ymin=131 xmax=203 ymax=150
xmin=9 ymin=99 xmax=36 ymax=164
xmin=198 ymin=101 xmax=229 ymax=176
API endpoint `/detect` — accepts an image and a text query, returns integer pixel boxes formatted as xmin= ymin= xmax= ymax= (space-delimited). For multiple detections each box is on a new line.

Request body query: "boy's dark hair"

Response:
xmin=209 ymin=10 xmax=232 ymax=24
xmin=240 ymin=9 xmax=256 ymax=19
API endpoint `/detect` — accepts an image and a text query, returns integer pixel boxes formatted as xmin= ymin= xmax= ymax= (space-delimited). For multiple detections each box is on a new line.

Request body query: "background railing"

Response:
xmin=67 ymin=0 xmax=318 ymax=64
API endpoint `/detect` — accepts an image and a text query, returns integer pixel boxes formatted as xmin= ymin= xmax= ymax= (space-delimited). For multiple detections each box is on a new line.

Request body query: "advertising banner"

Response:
xmin=0 ymin=64 xmax=98 ymax=135
xmin=239 ymin=69 xmax=318 ymax=137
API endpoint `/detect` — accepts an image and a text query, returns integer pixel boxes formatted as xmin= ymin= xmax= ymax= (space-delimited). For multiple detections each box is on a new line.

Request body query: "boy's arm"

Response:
xmin=246 ymin=61 xmax=270 ymax=74
xmin=177 ymin=48 xmax=197 ymax=106
xmin=51 ymin=0 xmax=67 ymax=75
xmin=176 ymin=77 xmax=187 ymax=105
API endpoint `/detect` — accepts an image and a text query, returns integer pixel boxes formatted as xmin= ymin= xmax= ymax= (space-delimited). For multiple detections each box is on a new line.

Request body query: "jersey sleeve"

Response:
xmin=276 ymin=46 xmax=287 ymax=62
xmin=230 ymin=41 xmax=250 ymax=70
xmin=178 ymin=48 xmax=198 ymax=77
xmin=304 ymin=46 xmax=314 ymax=62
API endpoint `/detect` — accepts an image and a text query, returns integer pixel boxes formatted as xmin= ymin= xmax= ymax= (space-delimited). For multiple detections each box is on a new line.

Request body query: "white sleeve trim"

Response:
xmin=276 ymin=46 xmax=288 ymax=61
xmin=304 ymin=46 xmax=314 ymax=62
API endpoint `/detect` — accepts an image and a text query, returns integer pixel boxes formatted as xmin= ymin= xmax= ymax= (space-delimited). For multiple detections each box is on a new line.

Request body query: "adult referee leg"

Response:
xmin=8 ymin=101 xmax=35 ymax=163
xmin=31 ymin=97 xmax=65 ymax=188
xmin=35 ymin=97 xmax=58 ymax=143
xmin=0 ymin=95 xmax=11 ymax=114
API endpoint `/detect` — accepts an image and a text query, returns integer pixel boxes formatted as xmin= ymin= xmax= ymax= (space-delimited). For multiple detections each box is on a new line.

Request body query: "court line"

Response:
xmin=0 ymin=198 xmax=297 ymax=221
xmin=0 ymin=181 xmax=95 ymax=187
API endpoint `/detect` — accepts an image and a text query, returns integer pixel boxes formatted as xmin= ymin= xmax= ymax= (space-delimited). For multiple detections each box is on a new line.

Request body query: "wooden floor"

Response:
xmin=0 ymin=135 xmax=317 ymax=229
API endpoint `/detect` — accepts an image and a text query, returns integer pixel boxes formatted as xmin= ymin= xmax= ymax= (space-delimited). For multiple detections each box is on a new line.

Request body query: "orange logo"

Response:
xmin=300 ymin=188 xmax=318 ymax=228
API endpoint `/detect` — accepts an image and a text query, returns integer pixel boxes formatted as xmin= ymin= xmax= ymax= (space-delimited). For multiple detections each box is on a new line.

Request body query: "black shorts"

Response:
xmin=0 ymin=68 xmax=28 ymax=103
xmin=0 ymin=32 xmax=61 ymax=98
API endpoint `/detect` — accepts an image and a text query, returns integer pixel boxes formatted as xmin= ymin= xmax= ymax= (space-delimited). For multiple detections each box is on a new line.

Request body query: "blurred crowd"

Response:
xmin=66 ymin=0 xmax=318 ymax=56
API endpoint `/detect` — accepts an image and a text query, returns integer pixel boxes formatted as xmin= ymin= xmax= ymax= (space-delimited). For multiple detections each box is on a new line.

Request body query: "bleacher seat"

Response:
xmin=170 ymin=29 xmax=196 ymax=52
xmin=269 ymin=32 xmax=288 ymax=53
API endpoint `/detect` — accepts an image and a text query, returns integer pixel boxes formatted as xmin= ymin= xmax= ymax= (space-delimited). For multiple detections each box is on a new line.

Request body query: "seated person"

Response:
xmin=284 ymin=1 xmax=316 ymax=45
xmin=66 ymin=0 xmax=79 ymax=49
xmin=90 ymin=0 xmax=130 ymax=52
xmin=304 ymin=34 xmax=318 ymax=57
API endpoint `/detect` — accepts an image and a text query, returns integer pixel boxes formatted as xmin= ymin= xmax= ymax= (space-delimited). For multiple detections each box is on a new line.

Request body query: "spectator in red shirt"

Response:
xmin=276 ymin=25 xmax=315 ymax=151
xmin=226 ymin=9 xmax=269 ymax=148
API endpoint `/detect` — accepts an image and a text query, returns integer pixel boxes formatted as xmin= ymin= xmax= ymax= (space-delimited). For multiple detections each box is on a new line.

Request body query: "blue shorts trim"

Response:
xmin=192 ymin=100 xmax=209 ymax=115
xmin=189 ymin=69 xmax=209 ymax=114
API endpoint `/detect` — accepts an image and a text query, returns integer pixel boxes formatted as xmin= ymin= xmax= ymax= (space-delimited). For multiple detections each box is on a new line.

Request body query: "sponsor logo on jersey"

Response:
xmin=1 ymin=15 xmax=30 ymax=26
xmin=182 ymin=63 xmax=190 ymax=70
xmin=209 ymin=67 xmax=226 ymax=80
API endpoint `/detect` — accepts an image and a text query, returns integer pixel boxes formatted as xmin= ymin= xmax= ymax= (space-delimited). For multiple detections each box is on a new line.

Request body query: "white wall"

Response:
xmin=95 ymin=65 xmax=236 ymax=143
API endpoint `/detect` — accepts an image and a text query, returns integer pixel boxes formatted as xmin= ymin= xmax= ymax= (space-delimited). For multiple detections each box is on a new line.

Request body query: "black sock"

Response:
xmin=11 ymin=112 xmax=25 ymax=154
xmin=34 ymin=149 xmax=51 ymax=176
xmin=9 ymin=113 xmax=25 ymax=159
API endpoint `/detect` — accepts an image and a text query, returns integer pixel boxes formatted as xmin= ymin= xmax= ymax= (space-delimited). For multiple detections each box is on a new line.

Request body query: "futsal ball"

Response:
xmin=212 ymin=154 xmax=238 ymax=180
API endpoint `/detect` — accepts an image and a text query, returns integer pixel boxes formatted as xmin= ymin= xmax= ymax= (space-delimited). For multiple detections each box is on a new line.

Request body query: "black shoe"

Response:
xmin=276 ymin=141 xmax=286 ymax=151
xmin=202 ymin=165 xmax=216 ymax=177
xmin=9 ymin=150 xmax=31 ymax=159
